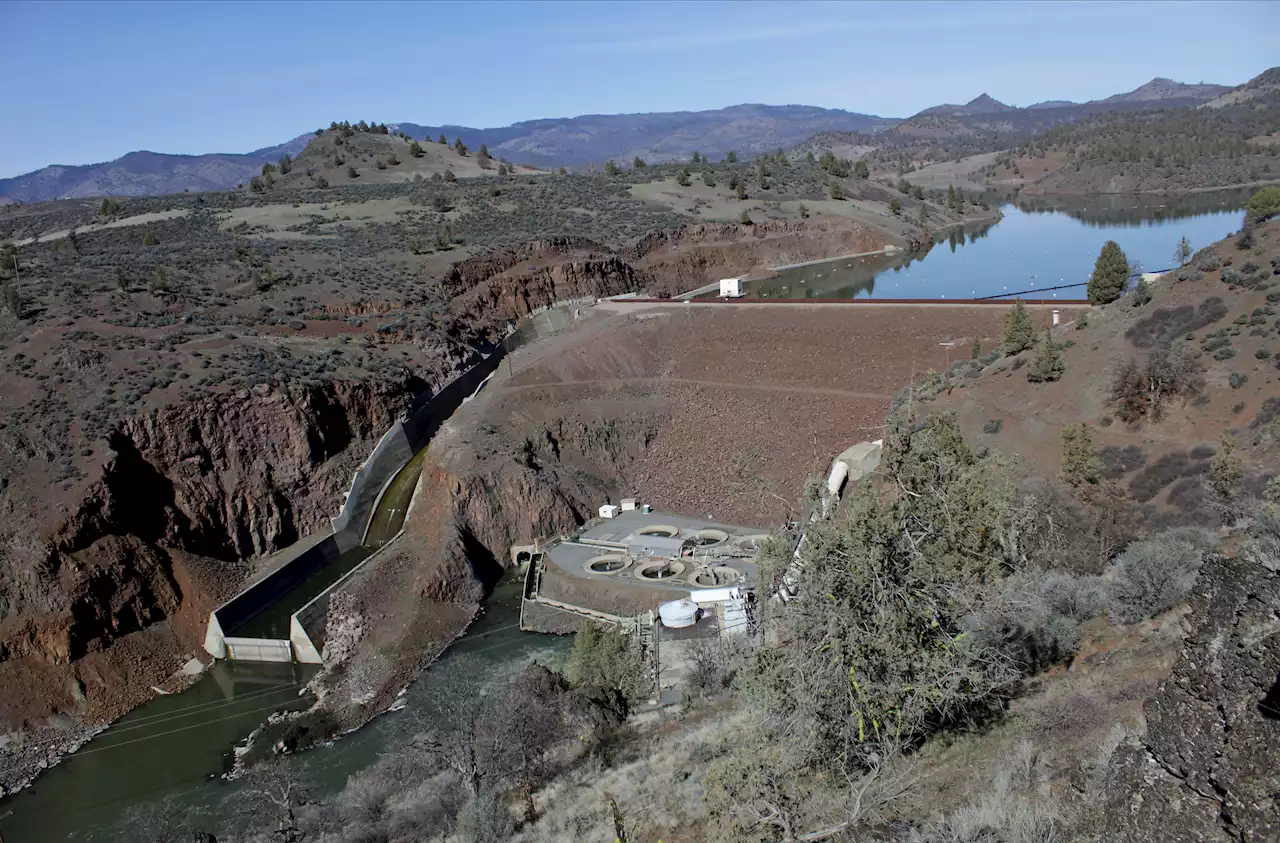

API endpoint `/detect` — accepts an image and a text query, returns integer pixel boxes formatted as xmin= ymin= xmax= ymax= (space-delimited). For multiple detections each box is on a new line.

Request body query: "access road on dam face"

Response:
xmin=497 ymin=375 xmax=892 ymax=402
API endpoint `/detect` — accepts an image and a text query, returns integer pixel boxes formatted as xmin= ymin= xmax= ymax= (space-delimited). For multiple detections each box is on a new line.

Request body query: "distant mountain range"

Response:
xmin=0 ymin=134 xmax=313 ymax=204
xmin=0 ymin=74 xmax=1257 ymax=203
xmin=804 ymin=76 xmax=1248 ymax=158
xmin=388 ymin=104 xmax=895 ymax=170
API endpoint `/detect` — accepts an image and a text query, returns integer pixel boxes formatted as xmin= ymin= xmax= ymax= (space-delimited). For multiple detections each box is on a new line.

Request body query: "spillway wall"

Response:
xmin=205 ymin=302 xmax=585 ymax=663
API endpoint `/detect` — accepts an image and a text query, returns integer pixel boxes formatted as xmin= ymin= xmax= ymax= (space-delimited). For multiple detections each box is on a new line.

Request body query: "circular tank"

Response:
xmin=584 ymin=555 xmax=631 ymax=575
xmin=635 ymin=525 xmax=680 ymax=538
xmin=690 ymin=529 xmax=728 ymax=547
xmin=690 ymin=566 xmax=740 ymax=588
xmin=635 ymin=559 xmax=685 ymax=580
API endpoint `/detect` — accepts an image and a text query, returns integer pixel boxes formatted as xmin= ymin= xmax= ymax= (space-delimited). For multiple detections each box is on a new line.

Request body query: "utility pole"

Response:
xmin=939 ymin=340 xmax=957 ymax=394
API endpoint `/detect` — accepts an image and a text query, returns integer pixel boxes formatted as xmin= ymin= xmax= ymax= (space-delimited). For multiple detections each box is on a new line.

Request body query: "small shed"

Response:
xmin=719 ymin=278 xmax=744 ymax=298
xmin=620 ymin=497 xmax=638 ymax=511
xmin=599 ymin=504 xmax=620 ymax=519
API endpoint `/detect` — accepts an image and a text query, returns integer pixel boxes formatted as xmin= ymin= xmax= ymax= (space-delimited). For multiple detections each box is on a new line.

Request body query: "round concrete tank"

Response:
xmin=659 ymin=598 xmax=699 ymax=628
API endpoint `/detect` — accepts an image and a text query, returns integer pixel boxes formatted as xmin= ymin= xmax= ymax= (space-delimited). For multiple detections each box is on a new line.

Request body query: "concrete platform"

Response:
xmin=578 ymin=510 xmax=766 ymax=546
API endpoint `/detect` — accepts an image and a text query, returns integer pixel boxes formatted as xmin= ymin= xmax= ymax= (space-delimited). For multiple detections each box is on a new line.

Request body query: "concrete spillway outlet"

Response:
xmin=585 ymin=554 xmax=632 ymax=575
xmin=636 ymin=559 xmax=686 ymax=581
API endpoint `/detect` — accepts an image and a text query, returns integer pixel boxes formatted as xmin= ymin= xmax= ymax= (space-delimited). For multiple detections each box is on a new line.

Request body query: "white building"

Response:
xmin=719 ymin=277 xmax=744 ymax=298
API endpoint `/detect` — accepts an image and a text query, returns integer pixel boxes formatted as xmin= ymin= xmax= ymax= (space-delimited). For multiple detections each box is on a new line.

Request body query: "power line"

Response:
xmin=60 ymin=625 xmax=546 ymax=757
xmin=86 ymin=681 xmax=306 ymax=737
xmin=69 ymin=698 xmax=314 ymax=758
xmin=1 ymin=628 xmax=568 ymax=833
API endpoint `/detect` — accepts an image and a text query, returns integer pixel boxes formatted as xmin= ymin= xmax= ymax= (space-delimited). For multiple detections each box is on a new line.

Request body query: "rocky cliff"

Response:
xmin=630 ymin=217 xmax=912 ymax=297
xmin=0 ymin=376 xmax=424 ymax=735
xmin=1092 ymin=552 xmax=1280 ymax=842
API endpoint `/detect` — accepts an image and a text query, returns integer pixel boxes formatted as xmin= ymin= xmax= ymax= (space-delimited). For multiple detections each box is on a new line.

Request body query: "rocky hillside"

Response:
xmin=393 ymin=104 xmax=898 ymax=169
xmin=271 ymin=124 xmax=541 ymax=192
xmin=805 ymin=74 xmax=1253 ymax=177
xmin=985 ymin=67 xmax=1280 ymax=194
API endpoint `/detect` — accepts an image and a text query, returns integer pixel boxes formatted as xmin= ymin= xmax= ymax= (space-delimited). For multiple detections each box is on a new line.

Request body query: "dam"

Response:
xmin=202 ymin=302 xmax=588 ymax=666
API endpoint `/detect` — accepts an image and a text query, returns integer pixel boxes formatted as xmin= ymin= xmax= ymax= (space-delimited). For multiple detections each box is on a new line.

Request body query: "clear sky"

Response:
xmin=2 ymin=0 xmax=1277 ymax=178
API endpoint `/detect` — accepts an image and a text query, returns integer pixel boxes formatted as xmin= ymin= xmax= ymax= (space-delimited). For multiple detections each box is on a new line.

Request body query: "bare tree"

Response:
xmin=231 ymin=760 xmax=311 ymax=843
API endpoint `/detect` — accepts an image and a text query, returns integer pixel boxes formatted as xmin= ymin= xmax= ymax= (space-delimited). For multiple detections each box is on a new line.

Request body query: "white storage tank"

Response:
xmin=658 ymin=598 xmax=699 ymax=628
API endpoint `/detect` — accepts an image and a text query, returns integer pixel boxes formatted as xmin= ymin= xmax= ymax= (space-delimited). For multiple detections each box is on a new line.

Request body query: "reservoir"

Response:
xmin=725 ymin=189 xmax=1249 ymax=301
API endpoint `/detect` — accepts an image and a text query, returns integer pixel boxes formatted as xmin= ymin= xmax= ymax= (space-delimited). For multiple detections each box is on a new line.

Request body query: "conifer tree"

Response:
xmin=1028 ymin=329 xmax=1065 ymax=383
xmin=1088 ymin=240 xmax=1129 ymax=305
xmin=1001 ymin=299 xmax=1036 ymax=354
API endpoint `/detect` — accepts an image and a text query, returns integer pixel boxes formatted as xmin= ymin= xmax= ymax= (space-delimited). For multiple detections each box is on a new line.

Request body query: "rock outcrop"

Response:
xmin=0 ymin=376 xmax=424 ymax=733
xmin=1093 ymin=553 xmax=1280 ymax=842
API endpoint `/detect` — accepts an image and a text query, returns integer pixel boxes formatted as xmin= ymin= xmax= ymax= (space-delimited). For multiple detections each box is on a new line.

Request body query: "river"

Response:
xmin=0 ymin=187 xmax=1253 ymax=842
xmin=0 ymin=577 xmax=566 ymax=842
xmin=722 ymin=189 xmax=1249 ymax=301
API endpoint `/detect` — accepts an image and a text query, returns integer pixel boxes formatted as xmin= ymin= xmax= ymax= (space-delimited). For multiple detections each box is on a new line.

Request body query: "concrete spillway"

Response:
xmin=204 ymin=301 xmax=589 ymax=665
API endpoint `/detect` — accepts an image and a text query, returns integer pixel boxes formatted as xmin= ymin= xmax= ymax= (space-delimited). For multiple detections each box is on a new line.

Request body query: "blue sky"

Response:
xmin=2 ymin=0 xmax=1276 ymax=178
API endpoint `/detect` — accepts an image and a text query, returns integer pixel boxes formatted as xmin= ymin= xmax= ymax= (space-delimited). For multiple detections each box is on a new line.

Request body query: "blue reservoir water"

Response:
xmin=734 ymin=190 xmax=1248 ymax=301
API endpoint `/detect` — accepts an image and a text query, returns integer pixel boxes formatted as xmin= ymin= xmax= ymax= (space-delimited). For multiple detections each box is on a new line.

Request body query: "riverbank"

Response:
xmin=1018 ymin=177 xmax=1280 ymax=196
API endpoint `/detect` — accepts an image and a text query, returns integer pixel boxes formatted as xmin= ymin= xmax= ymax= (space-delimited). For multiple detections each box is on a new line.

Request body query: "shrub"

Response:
xmin=1061 ymin=423 xmax=1100 ymax=486
xmin=1110 ymin=346 xmax=1202 ymax=423
xmin=1190 ymin=247 xmax=1221 ymax=272
xmin=1208 ymin=433 xmax=1243 ymax=505
xmin=566 ymin=623 xmax=645 ymax=701
xmin=1229 ymin=371 xmax=1248 ymax=389
xmin=1001 ymin=300 xmax=1036 ymax=354
xmin=1167 ymin=476 xmax=1211 ymax=515
xmin=1222 ymin=266 xmax=1241 ymax=285
xmin=1127 ymin=451 xmax=1205 ymax=502
xmin=1097 ymin=444 xmax=1148 ymax=478
xmin=1040 ymin=572 xmax=1108 ymax=621
xmin=346 ymin=165 xmax=359 ymax=179
xmin=1131 ymin=277 xmax=1153 ymax=307
xmin=1107 ymin=529 xmax=1213 ymax=624
xmin=1245 ymin=184 xmax=1280 ymax=223
xmin=1125 ymin=296 xmax=1227 ymax=348
xmin=983 ymin=418 xmax=1003 ymax=434
xmin=1256 ymin=348 xmax=1272 ymax=359
xmin=454 ymin=794 xmax=514 ymax=843
xmin=1236 ymin=224 xmax=1255 ymax=250
xmin=142 ymin=232 xmax=158 ymax=246
xmin=1027 ymin=330 xmax=1064 ymax=382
